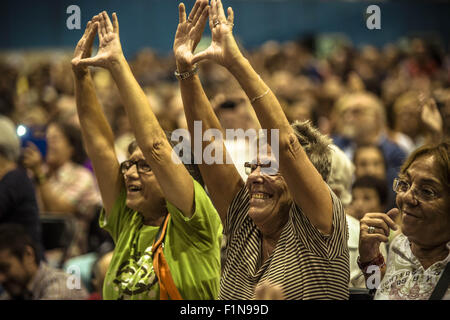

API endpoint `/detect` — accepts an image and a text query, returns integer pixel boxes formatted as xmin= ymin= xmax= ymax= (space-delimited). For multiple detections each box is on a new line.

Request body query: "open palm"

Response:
xmin=76 ymin=11 xmax=124 ymax=69
xmin=192 ymin=0 xmax=241 ymax=68
xmin=173 ymin=1 xmax=209 ymax=70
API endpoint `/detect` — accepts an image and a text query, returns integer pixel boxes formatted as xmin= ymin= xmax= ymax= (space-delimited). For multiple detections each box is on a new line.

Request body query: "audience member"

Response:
xmin=0 ymin=224 xmax=88 ymax=300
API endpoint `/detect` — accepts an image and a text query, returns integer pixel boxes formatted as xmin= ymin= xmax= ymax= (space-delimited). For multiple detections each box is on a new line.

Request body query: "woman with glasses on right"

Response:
xmin=358 ymin=140 xmax=450 ymax=300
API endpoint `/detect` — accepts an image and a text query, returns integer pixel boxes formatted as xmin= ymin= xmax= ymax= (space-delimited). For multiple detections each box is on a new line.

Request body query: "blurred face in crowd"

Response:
xmin=0 ymin=247 xmax=36 ymax=298
xmin=350 ymin=187 xmax=383 ymax=220
xmin=354 ymin=146 xmax=386 ymax=180
xmin=245 ymin=145 xmax=291 ymax=230
xmin=394 ymin=96 xmax=421 ymax=139
xmin=122 ymin=147 xmax=165 ymax=215
xmin=46 ymin=123 xmax=74 ymax=168
xmin=396 ymin=155 xmax=450 ymax=247
xmin=338 ymin=95 xmax=381 ymax=142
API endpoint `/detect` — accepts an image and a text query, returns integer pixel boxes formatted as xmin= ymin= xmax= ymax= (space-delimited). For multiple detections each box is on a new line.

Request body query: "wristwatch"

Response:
xmin=174 ymin=64 xmax=199 ymax=80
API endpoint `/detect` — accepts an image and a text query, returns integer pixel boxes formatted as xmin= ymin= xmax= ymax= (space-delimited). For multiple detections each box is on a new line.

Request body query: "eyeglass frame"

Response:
xmin=120 ymin=159 xmax=152 ymax=175
xmin=244 ymin=161 xmax=280 ymax=176
xmin=392 ymin=177 xmax=441 ymax=202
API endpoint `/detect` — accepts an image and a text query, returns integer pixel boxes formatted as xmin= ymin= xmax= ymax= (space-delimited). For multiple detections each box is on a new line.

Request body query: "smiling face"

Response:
xmin=123 ymin=148 xmax=165 ymax=214
xmin=396 ymin=155 xmax=450 ymax=247
xmin=245 ymin=147 xmax=291 ymax=231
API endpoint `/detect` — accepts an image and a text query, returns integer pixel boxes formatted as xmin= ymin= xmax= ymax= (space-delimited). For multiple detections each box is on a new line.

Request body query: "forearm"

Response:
xmin=74 ymin=71 xmax=116 ymax=152
xmin=109 ymin=56 xmax=167 ymax=152
xmin=227 ymin=56 xmax=292 ymax=137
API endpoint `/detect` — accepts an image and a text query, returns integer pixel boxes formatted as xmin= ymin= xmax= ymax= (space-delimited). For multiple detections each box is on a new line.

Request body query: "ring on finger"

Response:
xmin=368 ymin=226 xmax=376 ymax=234
xmin=187 ymin=18 xmax=193 ymax=23
xmin=213 ymin=19 xmax=220 ymax=27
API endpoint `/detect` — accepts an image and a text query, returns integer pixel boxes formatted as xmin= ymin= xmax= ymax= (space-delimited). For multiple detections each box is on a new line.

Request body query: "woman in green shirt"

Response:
xmin=71 ymin=2 xmax=222 ymax=300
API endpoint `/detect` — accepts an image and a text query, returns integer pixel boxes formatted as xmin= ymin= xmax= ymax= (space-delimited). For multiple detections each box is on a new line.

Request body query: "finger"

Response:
xmin=187 ymin=0 xmax=200 ymax=23
xmin=95 ymin=22 xmax=103 ymax=42
xmin=192 ymin=1 xmax=207 ymax=25
xmin=112 ymin=12 xmax=119 ymax=34
xmin=192 ymin=49 xmax=211 ymax=64
xmin=386 ymin=208 xmax=399 ymax=226
xmin=85 ymin=21 xmax=98 ymax=44
xmin=103 ymin=11 xmax=114 ymax=34
xmin=194 ymin=5 xmax=209 ymax=30
xmin=179 ymin=3 xmax=187 ymax=24
xmin=365 ymin=212 xmax=398 ymax=230
xmin=362 ymin=233 xmax=389 ymax=243
xmin=82 ymin=21 xmax=92 ymax=38
xmin=363 ymin=218 xmax=390 ymax=236
xmin=216 ymin=0 xmax=227 ymax=22
xmin=211 ymin=0 xmax=218 ymax=20
xmin=76 ymin=56 xmax=102 ymax=67
xmin=227 ymin=7 xmax=234 ymax=26
xmin=101 ymin=12 xmax=108 ymax=37
xmin=98 ymin=12 xmax=106 ymax=38
xmin=207 ymin=6 xmax=214 ymax=30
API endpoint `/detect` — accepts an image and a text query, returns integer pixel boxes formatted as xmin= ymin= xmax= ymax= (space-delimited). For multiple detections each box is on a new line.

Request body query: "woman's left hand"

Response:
xmin=192 ymin=0 xmax=243 ymax=69
xmin=74 ymin=11 xmax=124 ymax=70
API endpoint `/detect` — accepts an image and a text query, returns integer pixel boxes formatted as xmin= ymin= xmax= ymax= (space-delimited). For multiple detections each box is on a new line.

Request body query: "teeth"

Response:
xmin=129 ymin=186 xmax=141 ymax=191
xmin=252 ymin=193 xmax=269 ymax=199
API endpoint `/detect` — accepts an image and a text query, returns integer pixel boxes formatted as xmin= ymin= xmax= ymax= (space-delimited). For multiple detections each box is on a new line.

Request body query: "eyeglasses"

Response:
xmin=392 ymin=178 xmax=440 ymax=202
xmin=120 ymin=159 xmax=151 ymax=175
xmin=244 ymin=161 xmax=280 ymax=176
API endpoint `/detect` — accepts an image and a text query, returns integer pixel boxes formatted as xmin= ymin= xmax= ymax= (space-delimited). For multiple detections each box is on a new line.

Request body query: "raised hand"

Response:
xmin=173 ymin=0 xmax=209 ymax=72
xmin=71 ymin=20 xmax=98 ymax=78
xmin=75 ymin=11 xmax=123 ymax=69
xmin=359 ymin=208 xmax=399 ymax=263
xmin=22 ymin=142 xmax=44 ymax=176
xmin=192 ymin=0 xmax=242 ymax=68
xmin=420 ymin=93 xmax=443 ymax=135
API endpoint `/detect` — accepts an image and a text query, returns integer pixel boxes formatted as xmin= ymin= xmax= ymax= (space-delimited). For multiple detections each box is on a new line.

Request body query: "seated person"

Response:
xmin=346 ymin=175 xmax=388 ymax=288
xmin=0 ymin=116 xmax=44 ymax=262
xmin=359 ymin=141 xmax=450 ymax=300
xmin=0 ymin=224 xmax=88 ymax=300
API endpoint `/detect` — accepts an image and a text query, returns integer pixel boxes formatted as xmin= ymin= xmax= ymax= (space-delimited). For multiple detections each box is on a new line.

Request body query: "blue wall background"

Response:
xmin=1 ymin=0 xmax=449 ymax=58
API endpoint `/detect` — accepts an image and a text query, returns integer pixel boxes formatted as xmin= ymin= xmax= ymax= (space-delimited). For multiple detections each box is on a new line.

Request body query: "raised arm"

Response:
xmin=192 ymin=0 xmax=333 ymax=234
xmin=71 ymin=18 xmax=122 ymax=216
xmin=76 ymin=12 xmax=196 ymax=217
xmin=173 ymin=0 xmax=244 ymax=223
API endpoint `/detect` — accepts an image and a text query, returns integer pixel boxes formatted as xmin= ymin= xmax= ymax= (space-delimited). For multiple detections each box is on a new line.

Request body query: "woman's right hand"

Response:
xmin=359 ymin=208 xmax=399 ymax=262
xmin=173 ymin=0 xmax=209 ymax=72
xmin=22 ymin=142 xmax=44 ymax=176
xmin=71 ymin=18 xmax=98 ymax=78
xmin=74 ymin=11 xmax=124 ymax=70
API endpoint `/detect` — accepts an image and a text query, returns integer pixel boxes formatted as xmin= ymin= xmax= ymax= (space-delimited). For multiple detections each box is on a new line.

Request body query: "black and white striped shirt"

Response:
xmin=219 ymin=185 xmax=350 ymax=300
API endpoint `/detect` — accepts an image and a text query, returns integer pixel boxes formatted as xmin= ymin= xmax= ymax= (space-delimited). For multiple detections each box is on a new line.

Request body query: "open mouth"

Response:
xmin=250 ymin=192 xmax=272 ymax=200
xmin=127 ymin=184 xmax=142 ymax=192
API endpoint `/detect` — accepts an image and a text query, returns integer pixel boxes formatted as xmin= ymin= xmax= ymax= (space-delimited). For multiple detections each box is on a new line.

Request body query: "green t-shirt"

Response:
xmin=100 ymin=179 xmax=222 ymax=300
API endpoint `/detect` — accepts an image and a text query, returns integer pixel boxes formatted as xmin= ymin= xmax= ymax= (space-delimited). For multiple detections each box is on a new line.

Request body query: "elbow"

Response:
xmin=139 ymin=137 xmax=172 ymax=164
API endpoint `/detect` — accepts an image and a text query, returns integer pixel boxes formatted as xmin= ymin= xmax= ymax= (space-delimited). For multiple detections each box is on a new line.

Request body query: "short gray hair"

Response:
xmin=291 ymin=120 xmax=332 ymax=182
xmin=0 ymin=116 xmax=20 ymax=162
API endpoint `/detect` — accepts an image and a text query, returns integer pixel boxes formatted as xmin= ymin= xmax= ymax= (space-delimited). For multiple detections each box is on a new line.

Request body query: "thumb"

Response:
xmin=76 ymin=56 xmax=103 ymax=67
xmin=192 ymin=49 xmax=211 ymax=65
xmin=387 ymin=208 xmax=400 ymax=226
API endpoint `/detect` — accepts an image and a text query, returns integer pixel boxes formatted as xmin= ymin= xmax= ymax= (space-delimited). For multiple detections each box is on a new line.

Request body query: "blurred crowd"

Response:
xmin=0 ymin=32 xmax=449 ymax=299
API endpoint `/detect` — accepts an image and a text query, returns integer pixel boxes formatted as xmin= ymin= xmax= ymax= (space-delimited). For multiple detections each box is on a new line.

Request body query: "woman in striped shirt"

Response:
xmin=174 ymin=0 xmax=349 ymax=299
